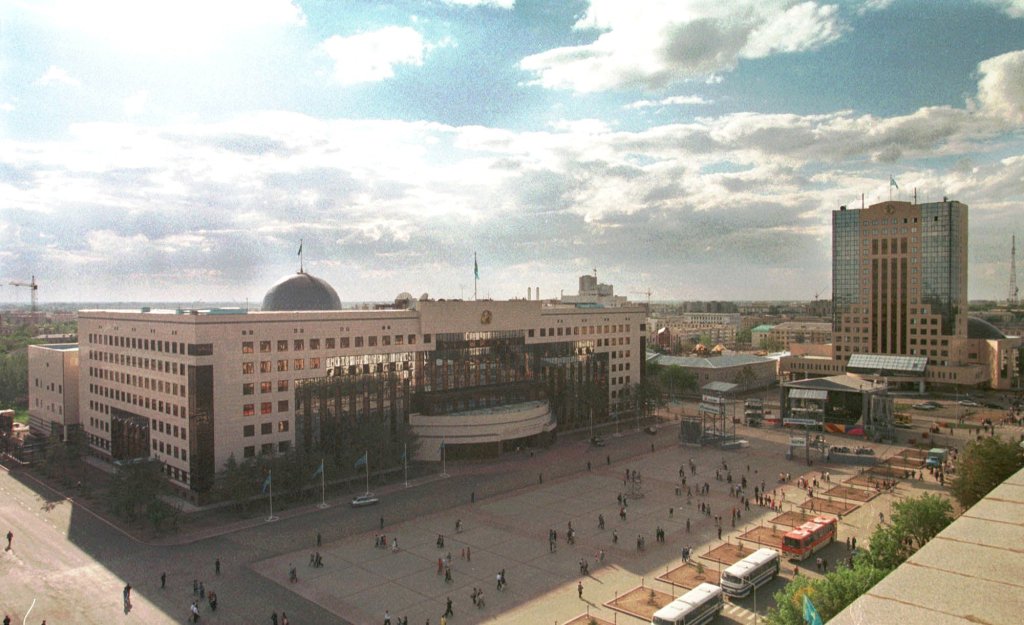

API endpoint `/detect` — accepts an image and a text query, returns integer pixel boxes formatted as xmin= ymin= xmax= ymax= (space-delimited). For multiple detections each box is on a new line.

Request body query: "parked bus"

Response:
xmin=781 ymin=516 xmax=838 ymax=561
xmin=720 ymin=548 xmax=780 ymax=598
xmin=651 ymin=583 xmax=724 ymax=625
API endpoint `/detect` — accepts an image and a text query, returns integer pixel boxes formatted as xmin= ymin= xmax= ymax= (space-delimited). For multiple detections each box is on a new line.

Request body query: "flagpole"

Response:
xmin=318 ymin=459 xmax=328 ymax=509
xmin=441 ymin=439 xmax=448 ymax=478
xmin=404 ymin=443 xmax=409 ymax=488
xmin=474 ymin=252 xmax=478 ymax=301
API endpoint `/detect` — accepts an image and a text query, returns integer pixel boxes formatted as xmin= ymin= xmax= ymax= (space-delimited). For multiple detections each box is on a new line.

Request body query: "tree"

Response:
xmin=659 ymin=365 xmax=697 ymax=400
xmin=765 ymin=558 xmax=888 ymax=625
xmin=217 ymin=453 xmax=260 ymax=514
xmin=734 ymin=365 xmax=757 ymax=390
xmin=861 ymin=493 xmax=953 ymax=570
xmin=106 ymin=459 xmax=168 ymax=524
xmin=949 ymin=436 xmax=1024 ymax=509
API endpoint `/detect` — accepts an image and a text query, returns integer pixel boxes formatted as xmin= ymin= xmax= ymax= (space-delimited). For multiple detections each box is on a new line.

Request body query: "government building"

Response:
xmin=781 ymin=199 xmax=1021 ymax=391
xmin=31 ymin=273 xmax=645 ymax=499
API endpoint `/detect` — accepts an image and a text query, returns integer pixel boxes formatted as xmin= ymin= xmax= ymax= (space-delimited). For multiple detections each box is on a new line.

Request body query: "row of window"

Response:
xmin=87 ymin=350 xmax=186 ymax=377
xmin=152 ymin=438 xmax=187 ymax=461
xmin=244 ymin=335 xmax=430 ymax=354
xmin=242 ymin=401 xmax=290 ymax=416
xmin=89 ymin=366 xmax=185 ymax=398
xmin=89 ymin=384 xmax=186 ymax=418
xmin=243 ymin=380 xmax=290 ymax=395
xmin=242 ymin=421 xmax=290 ymax=437
xmin=243 ymin=442 xmax=289 ymax=457
xmin=153 ymin=418 xmax=187 ymax=441
xmin=88 ymin=333 xmax=185 ymax=355
xmin=242 ymin=358 xmax=321 ymax=375
xmin=536 ymin=324 xmax=632 ymax=338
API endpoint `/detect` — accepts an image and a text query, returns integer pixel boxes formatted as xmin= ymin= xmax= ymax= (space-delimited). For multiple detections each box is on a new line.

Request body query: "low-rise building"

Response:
xmin=27 ymin=344 xmax=80 ymax=440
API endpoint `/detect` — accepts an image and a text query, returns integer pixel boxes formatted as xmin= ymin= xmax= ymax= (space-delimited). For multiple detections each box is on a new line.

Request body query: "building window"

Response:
xmin=382 ymin=335 xmax=391 ymax=346
xmin=277 ymin=340 xmax=288 ymax=352
xmin=261 ymin=443 xmax=273 ymax=455
xmin=260 ymin=341 xmax=272 ymax=353
xmin=242 ymin=383 xmax=254 ymax=395
xmin=244 ymin=446 xmax=255 ymax=458
xmin=242 ymin=341 xmax=254 ymax=353
xmin=278 ymin=379 xmax=289 ymax=392
xmin=260 ymin=381 xmax=273 ymax=393
xmin=293 ymin=339 xmax=304 ymax=351
xmin=261 ymin=402 xmax=272 ymax=415
xmin=260 ymin=361 xmax=272 ymax=373
xmin=243 ymin=404 xmax=255 ymax=416
xmin=354 ymin=337 xmax=363 ymax=348
xmin=368 ymin=336 xmax=377 ymax=347
xmin=243 ymin=425 xmax=255 ymax=437
xmin=408 ymin=335 xmax=416 ymax=345
xmin=277 ymin=359 xmax=289 ymax=372
xmin=293 ymin=358 xmax=304 ymax=371
xmin=325 ymin=338 xmax=335 ymax=349
xmin=242 ymin=362 xmax=254 ymax=375
xmin=309 ymin=338 xmax=320 ymax=350
xmin=278 ymin=400 xmax=289 ymax=412
xmin=340 ymin=337 xmax=349 ymax=348
xmin=310 ymin=357 xmax=320 ymax=369
xmin=261 ymin=422 xmax=273 ymax=435
xmin=424 ymin=334 xmax=432 ymax=343
xmin=278 ymin=420 xmax=289 ymax=432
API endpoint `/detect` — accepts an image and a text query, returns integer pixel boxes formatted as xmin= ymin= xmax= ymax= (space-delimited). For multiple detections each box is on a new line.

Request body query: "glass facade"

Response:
xmin=920 ymin=201 xmax=967 ymax=336
xmin=832 ymin=209 xmax=861 ymax=329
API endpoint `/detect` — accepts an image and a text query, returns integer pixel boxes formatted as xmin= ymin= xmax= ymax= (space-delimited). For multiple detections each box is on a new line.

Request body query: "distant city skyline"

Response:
xmin=2 ymin=0 xmax=1023 ymax=304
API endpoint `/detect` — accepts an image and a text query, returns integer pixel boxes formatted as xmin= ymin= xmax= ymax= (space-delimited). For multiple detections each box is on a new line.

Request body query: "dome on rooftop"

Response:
xmin=261 ymin=271 xmax=342 ymax=312
xmin=967 ymin=316 xmax=1007 ymax=340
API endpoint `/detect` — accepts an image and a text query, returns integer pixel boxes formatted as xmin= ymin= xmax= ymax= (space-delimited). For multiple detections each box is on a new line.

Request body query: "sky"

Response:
xmin=1 ymin=0 xmax=1023 ymax=306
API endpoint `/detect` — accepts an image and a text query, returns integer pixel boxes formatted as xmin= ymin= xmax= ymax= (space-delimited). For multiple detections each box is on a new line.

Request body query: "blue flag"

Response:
xmin=889 ymin=175 xmax=899 ymax=190
xmin=312 ymin=459 xmax=324 ymax=479
xmin=354 ymin=452 xmax=367 ymax=469
xmin=261 ymin=472 xmax=272 ymax=494
xmin=802 ymin=595 xmax=823 ymax=625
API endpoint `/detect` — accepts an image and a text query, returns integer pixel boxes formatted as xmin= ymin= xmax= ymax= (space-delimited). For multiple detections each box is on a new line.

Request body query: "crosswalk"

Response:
xmin=722 ymin=602 xmax=759 ymax=623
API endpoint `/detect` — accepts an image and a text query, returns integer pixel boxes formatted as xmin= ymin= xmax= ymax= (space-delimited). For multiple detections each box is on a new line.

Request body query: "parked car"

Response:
xmin=644 ymin=425 xmax=658 ymax=435
xmin=982 ymin=402 xmax=1003 ymax=409
xmin=351 ymin=493 xmax=380 ymax=507
xmin=912 ymin=402 xmax=938 ymax=410
xmin=957 ymin=399 xmax=980 ymax=407
xmin=589 ymin=436 xmax=606 ymax=447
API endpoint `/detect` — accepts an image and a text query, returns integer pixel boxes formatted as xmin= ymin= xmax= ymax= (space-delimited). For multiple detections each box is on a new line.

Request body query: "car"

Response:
xmin=351 ymin=493 xmax=380 ymax=507
xmin=589 ymin=436 xmax=606 ymax=447
xmin=957 ymin=399 xmax=980 ymax=407
xmin=644 ymin=425 xmax=658 ymax=435
xmin=982 ymin=402 xmax=1003 ymax=409
xmin=912 ymin=402 xmax=938 ymax=410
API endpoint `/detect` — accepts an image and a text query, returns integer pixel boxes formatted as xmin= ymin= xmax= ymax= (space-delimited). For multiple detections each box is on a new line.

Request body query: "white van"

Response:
xmin=720 ymin=548 xmax=780 ymax=598
xmin=651 ymin=583 xmax=723 ymax=625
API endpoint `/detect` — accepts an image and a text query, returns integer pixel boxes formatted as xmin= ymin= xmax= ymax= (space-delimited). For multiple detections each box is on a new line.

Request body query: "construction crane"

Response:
xmin=9 ymin=275 xmax=39 ymax=318
xmin=630 ymin=288 xmax=652 ymax=313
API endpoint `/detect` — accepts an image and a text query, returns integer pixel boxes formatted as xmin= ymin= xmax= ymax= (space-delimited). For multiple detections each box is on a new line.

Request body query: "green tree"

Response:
xmin=217 ymin=453 xmax=260 ymax=514
xmin=659 ymin=365 xmax=697 ymax=400
xmin=106 ymin=459 xmax=168 ymax=524
xmin=765 ymin=559 xmax=889 ymax=625
xmin=949 ymin=436 xmax=1024 ymax=508
xmin=862 ymin=493 xmax=954 ymax=570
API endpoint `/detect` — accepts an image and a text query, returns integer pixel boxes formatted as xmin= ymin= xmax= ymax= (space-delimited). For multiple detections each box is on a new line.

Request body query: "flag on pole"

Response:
xmin=354 ymin=451 xmax=368 ymax=469
xmin=312 ymin=459 xmax=324 ymax=479
xmin=802 ymin=594 xmax=823 ymax=625
xmin=439 ymin=439 xmax=445 ymax=452
xmin=297 ymin=240 xmax=303 ymax=256
xmin=261 ymin=472 xmax=272 ymax=494
xmin=474 ymin=255 xmax=479 ymax=280
xmin=890 ymin=175 xmax=899 ymax=190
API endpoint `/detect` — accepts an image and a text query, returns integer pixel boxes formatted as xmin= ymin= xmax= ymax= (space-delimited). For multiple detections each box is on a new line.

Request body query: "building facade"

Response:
xmin=27 ymin=344 xmax=80 ymax=439
xmin=69 ymin=275 xmax=645 ymax=498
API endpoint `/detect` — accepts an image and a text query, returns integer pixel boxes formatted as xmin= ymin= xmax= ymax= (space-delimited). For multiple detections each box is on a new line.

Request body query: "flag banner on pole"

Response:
xmin=802 ymin=595 xmax=823 ymax=625
xmin=439 ymin=440 xmax=445 ymax=452
xmin=261 ymin=472 xmax=272 ymax=494
xmin=312 ymin=459 xmax=324 ymax=479
xmin=354 ymin=452 xmax=368 ymax=469
xmin=890 ymin=175 xmax=899 ymax=190
xmin=474 ymin=256 xmax=479 ymax=280
xmin=298 ymin=241 xmax=303 ymax=256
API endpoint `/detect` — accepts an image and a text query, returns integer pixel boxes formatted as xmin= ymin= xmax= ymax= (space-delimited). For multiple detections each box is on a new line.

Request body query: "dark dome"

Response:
xmin=967 ymin=316 xmax=1007 ymax=340
xmin=261 ymin=271 xmax=342 ymax=312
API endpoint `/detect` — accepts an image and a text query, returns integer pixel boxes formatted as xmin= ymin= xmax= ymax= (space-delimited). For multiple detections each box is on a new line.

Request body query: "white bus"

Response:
xmin=720 ymin=548 xmax=780 ymax=598
xmin=651 ymin=583 xmax=724 ymax=625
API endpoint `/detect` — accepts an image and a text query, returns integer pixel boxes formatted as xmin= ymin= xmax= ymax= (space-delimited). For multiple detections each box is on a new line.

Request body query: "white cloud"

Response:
xmin=35 ymin=65 xmax=81 ymax=87
xmin=123 ymin=90 xmax=149 ymax=117
xmin=975 ymin=50 xmax=1024 ymax=125
xmin=442 ymin=0 xmax=515 ymax=8
xmin=625 ymin=95 xmax=710 ymax=109
xmin=32 ymin=0 xmax=306 ymax=55
xmin=321 ymin=27 xmax=427 ymax=85
xmin=0 ymin=102 xmax=15 ymax=112
xmin=980 ymin=0 xmax=1024 ymax=18
xmin=520 ymin=0 xmax=844 ymax=92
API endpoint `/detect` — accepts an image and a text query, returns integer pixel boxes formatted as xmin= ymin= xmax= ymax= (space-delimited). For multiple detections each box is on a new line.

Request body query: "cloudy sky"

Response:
xmin=2 ymin=0 xmax=1023 ymax=305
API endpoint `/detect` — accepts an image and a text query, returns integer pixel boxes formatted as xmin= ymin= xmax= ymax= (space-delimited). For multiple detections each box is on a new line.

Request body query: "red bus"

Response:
xmin=781 ymin=516 xmax=837 ymax=561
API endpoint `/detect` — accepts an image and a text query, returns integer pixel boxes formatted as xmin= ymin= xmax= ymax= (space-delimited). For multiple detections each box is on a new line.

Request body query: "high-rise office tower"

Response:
xmin=832 ymin=199 xmax=968 ymax=364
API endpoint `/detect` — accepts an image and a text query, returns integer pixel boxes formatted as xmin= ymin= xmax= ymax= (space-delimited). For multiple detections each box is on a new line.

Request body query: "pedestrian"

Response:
xmin=444 ymin=596 xmax=453 ymax=617
xmin=161 ymin=572 xmax=166 ymax=589
xmin=380 ymin=516 xmax=385 ymax=529
xmin=215 ymin=557 xmax=221 ymax=575
xmin=686 ymin=518 xmax=691 ymax=532
xmin=385 ymin=609 xmax=392 ymax=625
xmin=578 ymin=580 xmax=584 ymax=599
xmin=123 ymin=583 xmax=132 ymax=605
xmin=466 ymin=546 xmax=471 ymax=561
xmin=190 ymin=601 xmax=200 ymax=623
xmin=717 ymin=527 xmax=722 ymax=540
xmin=271 ymin=611 xmax=278 ymax=625
xmin=4 ymin=530 xmax=11 ymax=551
xmin=281 ymin=612 xmax=290 ymax=625
xmin=317 ymin=532 xmax=322 ymax=547
xmin=209 ymin=591 xmax=218 ymax=611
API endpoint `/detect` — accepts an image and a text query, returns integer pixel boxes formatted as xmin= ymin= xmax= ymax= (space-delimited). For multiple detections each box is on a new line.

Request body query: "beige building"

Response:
xmin=27 ymin=344 xmax=80 ymax=440
xmin=768 ymin=321 xmax=832 ymax=349
xmin=65 ymin=271 xmax=645 ymax=498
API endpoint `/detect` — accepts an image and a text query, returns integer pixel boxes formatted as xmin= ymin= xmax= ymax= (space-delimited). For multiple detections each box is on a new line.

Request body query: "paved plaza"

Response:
xmin=1 ymin=418 xmax=978 ymax=625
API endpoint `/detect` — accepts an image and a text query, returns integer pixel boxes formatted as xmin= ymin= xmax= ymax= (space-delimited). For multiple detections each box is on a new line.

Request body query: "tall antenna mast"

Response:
xmin=1010 ymin=235 xmax=1019 ymax=307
